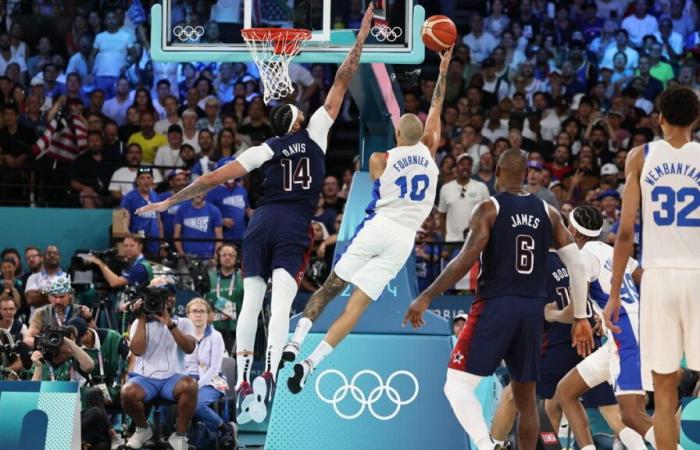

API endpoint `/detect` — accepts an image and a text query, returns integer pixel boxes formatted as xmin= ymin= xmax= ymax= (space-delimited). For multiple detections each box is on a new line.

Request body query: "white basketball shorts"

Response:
xmin=333 ymin=214 xmax=416 ymax=301
xmin=640 ymin=268 xmax=700 ymax=374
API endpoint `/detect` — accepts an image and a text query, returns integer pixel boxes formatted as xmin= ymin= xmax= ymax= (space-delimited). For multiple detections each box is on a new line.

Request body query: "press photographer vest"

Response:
xmin=136 ymin=258 xmax=154 ymax=283
xmin=38 ymin=304 xmax=80 ymax=328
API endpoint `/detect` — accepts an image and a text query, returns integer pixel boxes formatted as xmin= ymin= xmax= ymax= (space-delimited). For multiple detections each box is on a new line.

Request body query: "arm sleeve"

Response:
xmin=307 ymin=107 xmax=335 ymax=153
xmin=557 ymin=243 xmax=589 ymax=319
xmin=580 ymin=249 xmax=601 ymax=283
xmin=235 ymin=144 xmax=275 ymax=172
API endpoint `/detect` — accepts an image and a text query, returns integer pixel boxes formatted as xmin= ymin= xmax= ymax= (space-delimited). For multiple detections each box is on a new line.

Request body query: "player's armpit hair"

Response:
xmin=302 ymin=272 xmax=348 ymax=321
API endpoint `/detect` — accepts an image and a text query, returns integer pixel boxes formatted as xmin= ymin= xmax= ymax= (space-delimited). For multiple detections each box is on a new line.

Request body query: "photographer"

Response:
xmin=121 ymin=286 xmax=197 ymax=450
xmin=184 ymin=298 xmax=235 ymax=446
xmin=26 ymin=276 xmax=85 ymax=348
xmin=83 ymin=234 xmax=154 ymax=289
xmin=206 ymin=244 xmax=243 ymax=352
xmin=0 ymin=297 xmax=28 ymax=378
xmin=30 ymin=321 xmax=95 ymax=382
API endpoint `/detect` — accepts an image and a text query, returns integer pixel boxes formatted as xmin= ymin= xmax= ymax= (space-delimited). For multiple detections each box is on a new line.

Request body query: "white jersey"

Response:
xmin=640 ymin=140 xmax=700 ymax=269
xmin=369 ymin=142 xmax=439 ymax=232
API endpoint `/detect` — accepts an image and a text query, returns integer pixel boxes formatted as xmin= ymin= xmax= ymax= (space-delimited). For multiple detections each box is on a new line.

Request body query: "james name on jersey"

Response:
xmin=511 ymin=213 xmax=541 ymax=229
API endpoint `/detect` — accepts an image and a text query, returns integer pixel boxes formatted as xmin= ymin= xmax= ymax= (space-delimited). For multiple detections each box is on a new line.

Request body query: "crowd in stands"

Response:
xmin=0 ymin=0 xmax=699 ymax=289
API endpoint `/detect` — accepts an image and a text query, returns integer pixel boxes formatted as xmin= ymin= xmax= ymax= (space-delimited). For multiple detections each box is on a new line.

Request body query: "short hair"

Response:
xmin=90 ymin=89 xmax=105 ymax=97
xmin=270 ymin=104 xmax=296 ymax=136
xmin=1 ymin=103 xmax=18 ymax=114
xmin=615 ymin=28 xmax=629 ymax=38
xmin=656 ymin=87 xmax=700 ymax=127
xmin=122 ymin=233 xmax=144 ymax=246
xmin=156 ymin=79 xmax=171 ymax=88
xmin=0 ymin=257 xmax=14 ymax=266
xmin=25 ymin=245 xmax=40 ymax=254
xmin=398 ymin=114 xmax=424 ymax=143
xmin=87 ymin=130 xmax=103 ymax=139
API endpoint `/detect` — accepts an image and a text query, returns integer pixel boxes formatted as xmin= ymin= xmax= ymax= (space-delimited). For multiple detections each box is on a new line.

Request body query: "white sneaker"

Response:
xmin=167 ymin=432 xmax=189 ymax=450
xmin=282 ymin=341 xmax=300 ymax=363
xmin=110 ymin=435 xmax=125 ymax=450
xmin=126 ymin=426 xmax=152 ymax=449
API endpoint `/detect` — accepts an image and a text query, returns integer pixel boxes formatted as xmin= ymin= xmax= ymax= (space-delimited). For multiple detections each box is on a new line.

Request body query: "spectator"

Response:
xmin=26 ymin=36 xmax=52 ymax=78
xmin=118 ymin=106 xmax=140 ymax=142
xmin=181 ymin=108 xmax=201 ymax=152
xmin=655 ymin=17 xmax=683 ymax=61
xmin=178 ymin=63 xmax=197 ymax=101
xmin=481 ymin=58 xmax=509 ymax=101
xmin=525 ymin=160 xmax=559 ymax=208
xmin=597 ymin=188 xmax=620 ymax=241
xmin=191 ymin=129 xmax=216 ymax=179
xmin=121 ymin=290 xmax=196 ymax=450
xmin=102 ymin=77 xmax=132 ymax=126
xmin=184 ymin=298 xmax=236 ymax=446
xmin=120 ymin=167 xmax=163 ymax=256
xmin=174 ymin=195 xmax=223 ymax=260
xmin=460 ymin=125 xmax=490 ymax=174
xmin=545 ymin=145 xmax=574 ymax=181
xmin=84 ymin=234 xmax=154 ymax=289
xmin=154 ymin=95 xmax=182 ymax=135
xmin=634 ymin=57 xmax=664 ymax=102
xmin=24 ymin=245 xmax=65 ymax=312
xmin=484 ymin=0 xmax=509 ymax=37
xmin=0 ymin=297 xmax=27 ymax=376
xmin=238 ymin=100 xmax=273 ymax=145
xmin=65 ymin=35 xmax=92 ymax=81
xmin=18 ymin=246 xmax=42 ymax=318
xmin=152 ymin=79 xmax=173 ymax=119
xmin=472 ymin=151 xmax=497 ymax=195
xmin=127 ymin=110 xmax=167 ymax=164
xmin=462 ymin=14 xmax=498 ymax=64
xmin=69 ymin=130 xmax=118 ymax=208
xmin=452 ymin=313 xmax=468 ymax=339
xmin=159 ymin=169 xmax=191 ymax=242
xmin=179 ymin=87 xmax=206 ymax=118
xmin=26 ymin=276 xmax=84 ymax=347
xmin=154 ymin=125 xmax=185 ymax=179
xmin=206 ymin=244 xmax=244 ymax=352
xmin=108 ymin=144 xmax=162 ymax=201
xmin=132 ymin=87 xmax=157 ymax=115
xmin=589 ymin=19 xmax=617 ymax=62
xmin=438 ymin=154 xmax=490 ymax=243
xmin=178 ymin=144 xmax=198 ymax=171
xmin=1 ymin=257 xmax=21 ymax=309
xmin=662 ymin=0 xmax=695 ymax=38
xmin=648 ymin=42 xmax=675 ymax=87
xmin=322 ymin=175 xmax=346 ymax=214
xmin=622 ymin=0 xmax=659 ymax=48
xmin=206 ymin=160 xmax=250 ymax=244
xmin=0 ymin=102 xmax=36 ymax=202
xmin=91 ymin=10 xmax=135 ymax=98
xmin=0 ymin=248 xmax=21 ymax=276
xmin=602 ymin=29 xmax=639 ymax=71
xmin=198 ymin=96 xmax=223 ymax=134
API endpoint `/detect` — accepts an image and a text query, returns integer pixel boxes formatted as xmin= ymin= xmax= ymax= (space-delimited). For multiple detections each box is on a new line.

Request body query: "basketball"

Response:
xmin=421 ymin=15 xmax=457 ymax=52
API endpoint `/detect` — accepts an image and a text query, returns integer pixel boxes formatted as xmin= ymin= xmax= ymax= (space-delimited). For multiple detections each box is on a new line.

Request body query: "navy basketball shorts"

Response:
xmin=241 ymin=204 xmax=313 ymax=284
xmin=449 ymin=296 xmax=544 ymax=382
xmin=538 ymin=340 xmax=617 ymax=407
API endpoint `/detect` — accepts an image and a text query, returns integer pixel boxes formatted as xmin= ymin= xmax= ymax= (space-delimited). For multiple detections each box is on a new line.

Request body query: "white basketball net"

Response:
xmin=242 ymin=28 xmax=311 ymax=105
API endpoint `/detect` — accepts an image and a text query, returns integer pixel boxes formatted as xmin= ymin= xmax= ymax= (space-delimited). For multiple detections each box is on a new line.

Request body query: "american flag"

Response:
xmin=32 ymin=114 xmax=88 ymax=162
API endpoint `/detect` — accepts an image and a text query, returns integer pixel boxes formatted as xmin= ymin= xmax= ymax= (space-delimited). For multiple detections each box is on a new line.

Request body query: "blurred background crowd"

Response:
xmin=0 ymin=0 xmax=698 ymax=292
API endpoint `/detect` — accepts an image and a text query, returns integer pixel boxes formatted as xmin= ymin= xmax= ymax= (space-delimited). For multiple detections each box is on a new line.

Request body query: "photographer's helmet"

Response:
xmin=47 ymin=276 xmax=74 ymax=296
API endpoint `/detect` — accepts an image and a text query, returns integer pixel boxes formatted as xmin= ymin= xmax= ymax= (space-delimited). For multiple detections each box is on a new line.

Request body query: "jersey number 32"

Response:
xmin=651 ymin=186 xmax=700 ymax=227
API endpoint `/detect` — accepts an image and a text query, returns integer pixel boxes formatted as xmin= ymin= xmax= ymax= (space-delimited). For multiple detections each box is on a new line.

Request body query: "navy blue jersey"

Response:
xmin=543 ymin=252 xmax=574 ymax=348
xmin=477 ymin=192 xmax=553 ymax=299
xmin=256 ymin=129 xmax=326 ymax=219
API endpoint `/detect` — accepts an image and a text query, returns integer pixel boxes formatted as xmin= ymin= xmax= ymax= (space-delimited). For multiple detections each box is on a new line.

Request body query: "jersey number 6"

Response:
xmin=395 ymin=174 xmax=430 ymax=201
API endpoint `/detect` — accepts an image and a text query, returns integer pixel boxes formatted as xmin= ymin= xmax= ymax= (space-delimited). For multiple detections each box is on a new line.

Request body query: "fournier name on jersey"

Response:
xmin=391 ymin=153 xmax=431 ymax=172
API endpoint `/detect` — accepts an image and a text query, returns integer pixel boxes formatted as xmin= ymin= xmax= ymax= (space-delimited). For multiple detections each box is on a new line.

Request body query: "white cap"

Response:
xmin=453 ymin=313 xmax=469 ymax=323
xmin=600 ymin=163 xmax=619 ymax=176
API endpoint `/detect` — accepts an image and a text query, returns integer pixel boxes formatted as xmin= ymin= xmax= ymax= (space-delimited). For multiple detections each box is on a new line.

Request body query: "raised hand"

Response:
xmin=358 ymin=3 xmax=375 ymax=38
xmin=438 ymin=45 xmax=454 ymax=74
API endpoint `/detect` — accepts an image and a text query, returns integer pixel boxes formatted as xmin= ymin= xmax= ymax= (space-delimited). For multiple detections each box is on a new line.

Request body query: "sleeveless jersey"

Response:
xmin=640 ymin=140 xmax=700 ymax=269
xmin=256 ymin=129 xmax=326 ymax=219
xmin=367 ymin=142 xmax=439 ymax=231
xmin=477 ymin=192 xmax=553 ymax=299
xmin=582 ymin=240 xmax=639 ymax=317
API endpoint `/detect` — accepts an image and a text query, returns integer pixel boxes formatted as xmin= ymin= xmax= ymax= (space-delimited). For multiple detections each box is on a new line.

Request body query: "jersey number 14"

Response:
xmin=281 ymin=157 xmax=312 ymax=191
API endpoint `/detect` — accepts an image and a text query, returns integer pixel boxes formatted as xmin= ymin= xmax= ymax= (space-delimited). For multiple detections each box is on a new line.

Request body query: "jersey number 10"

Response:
xmin=395 ymin=174 xmax=430 ymax=201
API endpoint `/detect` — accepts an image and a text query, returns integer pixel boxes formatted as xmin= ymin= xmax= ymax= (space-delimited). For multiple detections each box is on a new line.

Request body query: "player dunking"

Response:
xmin=404 ymin=150 xmax=594 ymax=450
xmin=607 ymin=87 xmax=700 ymax=450
xmin=281 ymin=47 xmax=452 ymax=394
xmin=136 ymin=4 xmax=375 ymax=422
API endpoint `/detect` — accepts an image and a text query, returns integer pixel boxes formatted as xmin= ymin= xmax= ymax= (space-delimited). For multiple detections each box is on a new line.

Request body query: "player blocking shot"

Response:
xmin=281 ymin=46 xmax=452 ymax=394
xmin=404 ymin=150 xmax=594 ymax=450
xmin=607 ymin=87 xmax=700 ymax=450
xmin=136 ymin=4 xmax=376 ymax=422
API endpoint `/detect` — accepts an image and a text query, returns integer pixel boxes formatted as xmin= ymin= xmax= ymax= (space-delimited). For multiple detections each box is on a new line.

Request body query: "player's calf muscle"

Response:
xmin=303 ymin=272 xmax=347 ymax=320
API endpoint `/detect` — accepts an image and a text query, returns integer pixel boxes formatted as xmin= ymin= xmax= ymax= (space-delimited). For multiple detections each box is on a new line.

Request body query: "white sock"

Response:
xmin=306 ymin=339 xmax=333 ymax=369
xmin=581 ymin=446 xmax=596 ymax=450
xmin=264 ymin=269 xmax=299 ymax=379
xmin=619 ymin=427 xmax=647 ymax=450
xmin=235 ymin=276 xmax=266 ymax=388
xmin=443 ymin=368 xmax=492 ymax=450
xmin=290 ymin=317 xmax=313 ymax=347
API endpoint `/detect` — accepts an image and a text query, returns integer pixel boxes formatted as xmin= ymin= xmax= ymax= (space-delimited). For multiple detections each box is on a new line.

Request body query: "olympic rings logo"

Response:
xmin=371 ymin=25 xmax=403 ymax=43
xmin=315 ymin=369 xmax=419 ymax=421
xmin=173 ymin=25 xmax=205 ymax=41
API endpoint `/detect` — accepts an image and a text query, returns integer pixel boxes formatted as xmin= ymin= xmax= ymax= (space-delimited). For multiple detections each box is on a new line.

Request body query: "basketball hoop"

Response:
xmin=242 ymin=28 xmax=312 ymax=104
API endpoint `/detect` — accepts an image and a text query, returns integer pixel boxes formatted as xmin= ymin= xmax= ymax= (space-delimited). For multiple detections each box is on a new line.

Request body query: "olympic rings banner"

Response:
xmin=265 ymin=333 xmax=471 ymax=450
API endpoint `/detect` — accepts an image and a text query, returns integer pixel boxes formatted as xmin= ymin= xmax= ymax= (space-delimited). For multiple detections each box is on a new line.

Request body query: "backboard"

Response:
xmin=150 ymin=0 xmax=425 ymax=64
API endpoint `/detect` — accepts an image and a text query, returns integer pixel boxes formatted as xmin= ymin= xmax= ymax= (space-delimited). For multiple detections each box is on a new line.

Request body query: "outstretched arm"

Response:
xmin=323 ymin=4 xmax=374 ymax=120
xmin=403 ymin=200 xmax=496 ymax=328
xmin=422 ymin=46 xmax=453 ymax=157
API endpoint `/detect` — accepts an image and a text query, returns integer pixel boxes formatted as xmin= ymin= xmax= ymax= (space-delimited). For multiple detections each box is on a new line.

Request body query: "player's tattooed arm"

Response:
xmin=324 ymin=4 xmax=374 ymax=119
xmin=422 ymin=46 xmax=453 ymax=156
xmin=303 ymin=272 xmax=348 ymax=321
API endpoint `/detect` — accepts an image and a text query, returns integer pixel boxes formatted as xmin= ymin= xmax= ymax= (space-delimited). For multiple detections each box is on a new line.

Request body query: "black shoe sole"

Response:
xmin=287 ymin=363 xmax=305 ymax=394
xmin=281 ymin=350 xmax=297 ymax=362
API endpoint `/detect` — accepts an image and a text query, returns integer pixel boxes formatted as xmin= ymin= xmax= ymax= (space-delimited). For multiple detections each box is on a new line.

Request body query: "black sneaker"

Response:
xmin=287 ymin=360 xmax=312 ymax=394
xmin=219 ymin=421 xmax=237 ymax=449
xmin=281 ymin=341 xmax=300 ymax=363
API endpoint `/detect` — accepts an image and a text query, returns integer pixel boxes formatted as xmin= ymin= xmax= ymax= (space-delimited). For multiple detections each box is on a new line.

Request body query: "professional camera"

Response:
xmin=68 ymin=248 xmax=127 ymax=291
xmin=186 ymin=257 xmax=211 ymax=294
xmin=124 ymin=286 xmax=170 ymax=315
xmin=35 ymin=327 xmax=71 ymax=353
